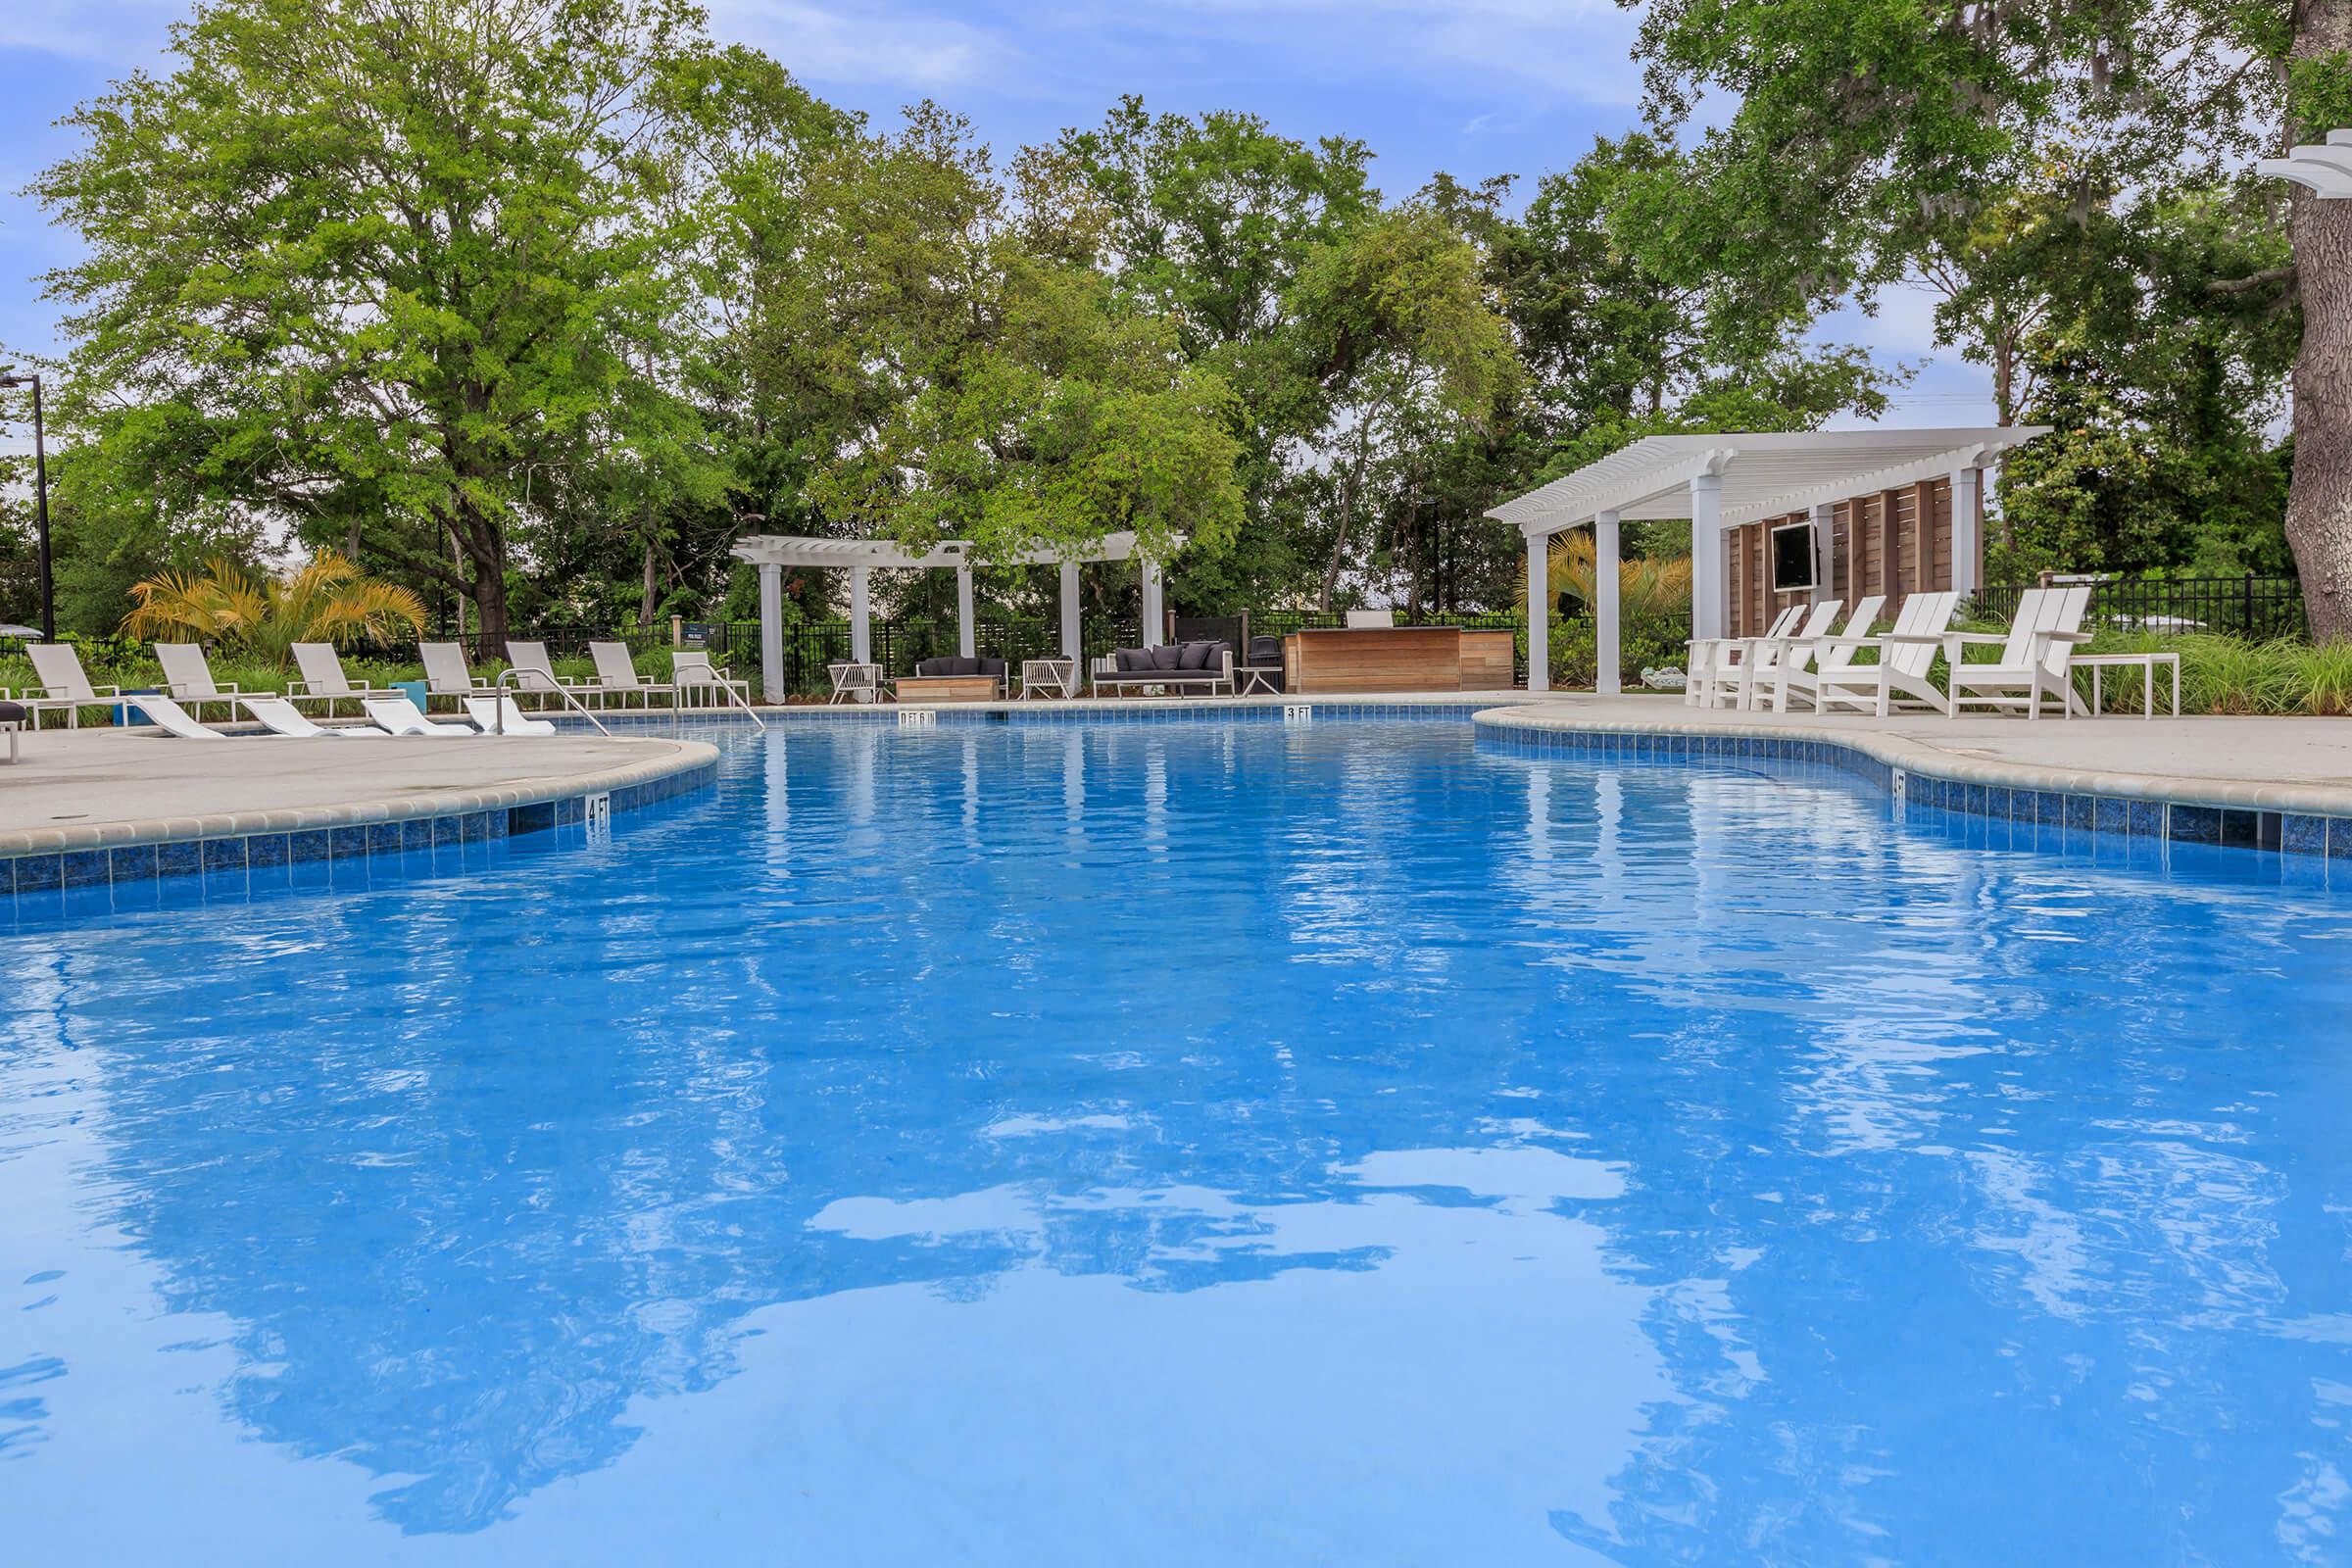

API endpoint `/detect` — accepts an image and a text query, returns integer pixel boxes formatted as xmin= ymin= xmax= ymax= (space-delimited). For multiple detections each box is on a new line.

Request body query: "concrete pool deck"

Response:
xmin=0 ymin=726 xmax=719 ymax=866
xmin=1475 ymin=695 xmax=2352 ymax=816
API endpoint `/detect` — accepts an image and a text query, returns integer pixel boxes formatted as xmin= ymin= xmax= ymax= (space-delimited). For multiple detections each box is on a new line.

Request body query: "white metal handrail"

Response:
xmin=493 ymin=666 xmax=612 ymax=737
xmin=677 ymin=659 xmax=767 ymax=733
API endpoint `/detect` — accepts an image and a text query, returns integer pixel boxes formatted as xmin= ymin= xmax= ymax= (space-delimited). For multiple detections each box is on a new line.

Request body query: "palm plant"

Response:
xmin=122 ymin=552 xmax=427 ymax=667
xmin=1513 ymin=530 xmax=1694 ymax=620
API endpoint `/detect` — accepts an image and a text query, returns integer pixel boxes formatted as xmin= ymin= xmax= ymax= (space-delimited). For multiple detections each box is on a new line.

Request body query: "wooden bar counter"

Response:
xmin=1284 ymin=626 xmax=1518 ymax=694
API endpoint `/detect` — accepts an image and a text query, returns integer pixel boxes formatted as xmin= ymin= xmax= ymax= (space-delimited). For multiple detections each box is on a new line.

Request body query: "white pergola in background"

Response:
xmin=730 ymin=531 xmax=1153 ymax=702
xmin=1487 ymin=427 xmax=2048 ymax=695
xmin=2259 ymin=131 xmax=2352 ymax=197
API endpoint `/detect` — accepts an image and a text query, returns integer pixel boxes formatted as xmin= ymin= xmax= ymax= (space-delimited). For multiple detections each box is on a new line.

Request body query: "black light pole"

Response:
xmin=0 ymin=374 xmax=52 ymax=640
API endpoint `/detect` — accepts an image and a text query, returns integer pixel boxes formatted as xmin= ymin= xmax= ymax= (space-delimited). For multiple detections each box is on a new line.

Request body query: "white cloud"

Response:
xmin=706 ymin=1 xmax=1020 ymax=90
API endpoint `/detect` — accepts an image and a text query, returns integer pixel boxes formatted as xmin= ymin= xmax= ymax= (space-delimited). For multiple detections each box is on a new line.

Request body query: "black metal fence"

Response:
xmin=1978 ymin=575 xmax=2307 ymax=641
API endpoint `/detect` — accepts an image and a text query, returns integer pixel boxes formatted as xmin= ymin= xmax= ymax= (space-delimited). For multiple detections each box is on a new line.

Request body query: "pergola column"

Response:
xmin=849 ymin=567 xmax=872 ymax=666
xmin=757 ymin=561 xmax=784 ymax=704
xmin=1594 ymin=509 xmax=1622 ymax=696
xmin=1690 ymin=472 xmax=1725 ymax=643
xmin=1058 ymin=561 xmax=1082 ymax=661
xmin=1950 ymin=466 xmax=1983 ymax=600
xmin=1140 ymin=559 xmax=1164 ymax=648
xmin=956 ymin=564 xmax=976 ymax=658
xmin=1524 ymin=529 xmax=1549 ymax=693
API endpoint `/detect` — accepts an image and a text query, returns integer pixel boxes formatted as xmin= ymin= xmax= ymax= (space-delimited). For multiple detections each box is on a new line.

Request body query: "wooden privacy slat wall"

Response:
xmin=1722 ymin=476 xmax=1972 ymax=636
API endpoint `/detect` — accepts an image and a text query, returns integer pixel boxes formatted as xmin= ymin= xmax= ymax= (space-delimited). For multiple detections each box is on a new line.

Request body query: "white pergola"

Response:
xmin=1487 ymin=427 xmax=2048 ymax=695
xmin=730 ymin=531 xmax=1155 ymax=702
xmin=2258 ymin=131 xmax=2352 ymax=197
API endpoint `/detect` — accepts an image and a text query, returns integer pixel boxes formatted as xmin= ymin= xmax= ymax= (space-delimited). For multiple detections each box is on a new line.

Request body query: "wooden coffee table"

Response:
xmin=892 ymin=675 xmax=1002 ymax=704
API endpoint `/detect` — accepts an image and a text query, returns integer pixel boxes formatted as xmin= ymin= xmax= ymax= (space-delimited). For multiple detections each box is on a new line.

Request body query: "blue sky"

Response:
xmin=0 ymin=0 xmax=1993 ymax=421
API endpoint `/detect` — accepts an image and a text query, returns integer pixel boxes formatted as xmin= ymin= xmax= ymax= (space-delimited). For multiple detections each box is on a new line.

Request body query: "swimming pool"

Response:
xmin=3 ymin=716 xmax=2349 ymax=1563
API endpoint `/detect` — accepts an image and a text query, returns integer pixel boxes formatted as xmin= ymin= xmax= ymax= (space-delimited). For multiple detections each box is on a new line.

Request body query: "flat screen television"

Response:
xmin=1770 ymin=520 xmax=1817 ymax=594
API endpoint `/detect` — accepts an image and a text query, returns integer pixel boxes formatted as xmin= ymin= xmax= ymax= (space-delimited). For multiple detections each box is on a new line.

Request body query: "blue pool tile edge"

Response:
xmin=0 ymin=753 xmax=720 ymax=904
xmin=1474 ymin=712 xmax=2352 ymax=864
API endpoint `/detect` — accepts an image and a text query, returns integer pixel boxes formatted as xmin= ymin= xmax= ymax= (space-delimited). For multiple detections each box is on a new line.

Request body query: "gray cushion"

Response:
xmin=977 ymin=658 xmax=1005 ymax=677
xmin=915 ymin=657 xmax=953 ymax=677
xmin=0 ymin=700 xmax=24 ymax=722
xmin=1178 ymin=641 xmax=1211 ymax=670
xmin=950 ymin=656 xmax=982 ymax=677
xmin=1151 ymin=644 xmax=1185 ymax=671
xmin=1114 ymin=648 xmax=1149 ymax=672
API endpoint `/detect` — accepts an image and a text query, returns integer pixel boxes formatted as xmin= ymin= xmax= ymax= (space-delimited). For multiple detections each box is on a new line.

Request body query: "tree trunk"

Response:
xmin=1319 ymin=422 xmax=1377 ymax=611
xmin=639 ymin=536 xmax=660 ymax=627
xmin=454 ymin=497 xmax=510 ymax=660
xmin=2287 ymin=0 xmax=2352 ymax=642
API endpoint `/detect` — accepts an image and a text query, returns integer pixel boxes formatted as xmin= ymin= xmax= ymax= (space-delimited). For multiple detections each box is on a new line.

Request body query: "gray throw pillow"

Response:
xmin=1151 ymin=644 xmax=1185 ymax=671
xmin=1178 ymin=641 xmax=1212 ymax=670
xmin=1115 ymin=648 xmax=1148 ymax=672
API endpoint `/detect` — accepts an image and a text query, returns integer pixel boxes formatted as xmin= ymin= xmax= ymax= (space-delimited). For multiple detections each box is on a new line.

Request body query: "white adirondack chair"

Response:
xmin=1812 ymin=591 xmax=1961 ymax=717
xmin=1761 ymin=596 xmax=1885 ymax=712
xmin=1716 ymin=599 xmax=1843 ymax=710
xmin=154 ymin=643 xmax=243 ymax=722
xmin=1687 ymin=604 xmax=1803 ymax=709
xmin=1942 ymin=584 xmax=2093 ymax=720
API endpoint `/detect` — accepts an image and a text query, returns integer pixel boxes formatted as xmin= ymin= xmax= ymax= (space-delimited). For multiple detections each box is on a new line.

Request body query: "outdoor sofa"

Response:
xmin=1091 ymin=641 xmax=1235 ymax=697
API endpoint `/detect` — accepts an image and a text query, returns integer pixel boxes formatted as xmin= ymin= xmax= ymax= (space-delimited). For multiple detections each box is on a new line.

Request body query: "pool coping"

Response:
xmin=0 ymin=739 xmax=721 ymax=897
xmin=1474 ymin=708 xmax=2352 ymax=858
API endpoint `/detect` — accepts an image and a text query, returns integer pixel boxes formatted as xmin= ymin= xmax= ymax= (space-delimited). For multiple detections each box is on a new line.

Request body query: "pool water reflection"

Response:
xmin=2 ymin=718 xmax=2350 ymax=1563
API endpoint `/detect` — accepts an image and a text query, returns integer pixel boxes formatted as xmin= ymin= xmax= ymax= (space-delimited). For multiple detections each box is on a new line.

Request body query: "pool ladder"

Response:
xmin=490 ymin=667 xmax=612 ymax=737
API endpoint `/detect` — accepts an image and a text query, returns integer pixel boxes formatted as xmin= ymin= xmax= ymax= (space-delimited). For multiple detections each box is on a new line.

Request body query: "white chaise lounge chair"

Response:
xmin=590 ymin=641 xmax=672 ymax=710
xmin=1715 ymin=599 xmax=1843 ymax=711
xmin=464 ymin=695 xmax=557 ymax=736
xmin=288 ymin=643 xmax=373 ymax=715
xmin=154 ymin=643 xmax=243 ymax=722
xmin=419 ymin=642 xmax=489 ymax=710
xmin=1941 ymin=583 xmax=2093 ymax=720
xmin=239 ymin=694 xmax=380 ymax=738
xmin=20 ymin=644 xmax=122 ymax=729
xmin=1759 ymin=596 xmax=1886 ymax=713
xmin=122 ymin=691 xmax=225 ymax=738
xmin=1811 ymin=592 xmax=1961 ymax=717
xmin=673 ymin=651 xmax=750 ymax=708
xmin=503 ymin=640 xmax=589 ymax=708
xmin=363 ymin=694 xmax=473 ymax=736
xmin=1687 ymin=605 xmax=1802 ymax=709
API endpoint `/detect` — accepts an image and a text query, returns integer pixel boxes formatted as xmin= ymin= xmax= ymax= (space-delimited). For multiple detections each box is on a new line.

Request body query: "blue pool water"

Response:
xmin=3 ymin=716 xmax=2351 ymax=1564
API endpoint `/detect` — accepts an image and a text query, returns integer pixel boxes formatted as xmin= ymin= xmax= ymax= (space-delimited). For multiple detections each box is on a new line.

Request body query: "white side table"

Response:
xmin=2074 ymin=652 xmax=2180 ymax=719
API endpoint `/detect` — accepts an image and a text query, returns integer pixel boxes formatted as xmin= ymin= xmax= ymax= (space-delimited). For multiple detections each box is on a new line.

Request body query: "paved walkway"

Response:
xmin=0 ymin=727 xmax=714 ymax=854
xmin=1484 ymin=695 xmax=2352 ymax=814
